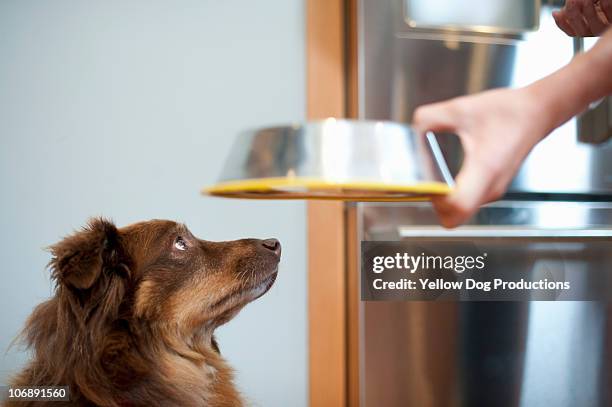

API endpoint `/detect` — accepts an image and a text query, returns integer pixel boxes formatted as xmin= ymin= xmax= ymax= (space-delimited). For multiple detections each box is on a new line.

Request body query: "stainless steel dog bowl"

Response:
xmin=204 ymin=119 xmax=454 ymax=201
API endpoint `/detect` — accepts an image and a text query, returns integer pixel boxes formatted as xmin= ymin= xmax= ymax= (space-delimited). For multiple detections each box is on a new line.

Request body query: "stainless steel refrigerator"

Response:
xmin=356 ymin=0 xmax=612 ymax=405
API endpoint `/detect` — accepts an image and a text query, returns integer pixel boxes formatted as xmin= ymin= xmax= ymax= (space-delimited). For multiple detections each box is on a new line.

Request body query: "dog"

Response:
xmin=5 ymin=218 xmax=281 ymax=406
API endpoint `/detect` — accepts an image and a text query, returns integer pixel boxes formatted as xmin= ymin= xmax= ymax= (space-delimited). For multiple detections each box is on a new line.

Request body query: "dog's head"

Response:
xmin=49 ymin=218 xmax=281 ymax=332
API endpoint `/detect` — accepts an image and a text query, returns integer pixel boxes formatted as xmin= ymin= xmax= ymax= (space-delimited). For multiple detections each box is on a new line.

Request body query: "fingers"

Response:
xmin=554 ymin=0 xmax=611 ymax=37
xmin=566 ymin=0 xmax=594 ymax=36
xmin=583 ymin=0 xmax=609 ymax=34
xmin=412 ymin=101 xmax=461 ymax=134
xmin=553 ymin=10 xmax=577 ymax=36
xmin=601 ymin=0 xmax=612 ymax=23
xmin=431 ymin=156 xmax=497 ymax=228
xmin=569 ymin=9 xmax=595 ymax=36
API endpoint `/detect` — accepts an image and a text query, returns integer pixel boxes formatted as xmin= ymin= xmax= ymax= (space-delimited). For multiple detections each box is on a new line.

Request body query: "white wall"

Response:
xmin=0 ymin=1 xmax=307 ymax=406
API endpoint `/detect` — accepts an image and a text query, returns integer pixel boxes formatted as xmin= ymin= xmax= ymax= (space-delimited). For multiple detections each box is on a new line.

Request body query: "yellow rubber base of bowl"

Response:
xmin=204 ymin=177 xmax=452 ymax=201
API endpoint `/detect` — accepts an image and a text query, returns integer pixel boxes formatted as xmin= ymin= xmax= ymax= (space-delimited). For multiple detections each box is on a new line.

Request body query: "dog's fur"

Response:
xmin=5 ymin=219 xmax=281 ymax=407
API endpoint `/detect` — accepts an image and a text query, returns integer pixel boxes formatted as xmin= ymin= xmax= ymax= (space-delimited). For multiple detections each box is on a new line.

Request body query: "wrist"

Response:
xmin=526 ymin=31 xmax=612 ymax=133
xmin=521 ymin=54 xmax=591 ymax=137
xmin=518 ymin=85 xmax=557 ymax=142
xmin=580 ymin=30 xmax=612 ymax=99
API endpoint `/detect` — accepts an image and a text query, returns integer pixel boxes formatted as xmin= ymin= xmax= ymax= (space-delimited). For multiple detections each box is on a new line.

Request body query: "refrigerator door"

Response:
xmin=359 ymin=201 xmax=612 ymax=407
xmin=360 ymin=0 xmax=612 ymax=196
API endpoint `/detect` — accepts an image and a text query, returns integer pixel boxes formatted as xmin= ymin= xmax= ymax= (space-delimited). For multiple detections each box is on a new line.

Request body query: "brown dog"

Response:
xmin=5 ymin=218 xmax=281 ymax=406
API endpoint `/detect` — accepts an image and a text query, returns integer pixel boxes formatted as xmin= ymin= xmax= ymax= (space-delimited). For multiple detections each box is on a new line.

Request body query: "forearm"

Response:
xmin=525 ymin=27 xmax=612 ymax=137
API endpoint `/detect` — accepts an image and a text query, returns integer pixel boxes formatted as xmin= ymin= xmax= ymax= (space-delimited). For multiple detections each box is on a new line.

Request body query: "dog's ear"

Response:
xmin=49 ymin=218 xmax=126 ymax=290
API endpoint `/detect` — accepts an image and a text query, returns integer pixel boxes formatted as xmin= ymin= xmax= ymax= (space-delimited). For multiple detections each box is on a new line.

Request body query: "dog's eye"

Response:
xmin=174 ymin=236 xmax=188 ymax=251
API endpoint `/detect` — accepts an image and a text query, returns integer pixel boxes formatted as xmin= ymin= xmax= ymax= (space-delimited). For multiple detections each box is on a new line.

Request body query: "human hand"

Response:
xmin=553 ymin=0 xmax=611 ymax=37
xmin=413 ymin=88 xmax=547 ymax=228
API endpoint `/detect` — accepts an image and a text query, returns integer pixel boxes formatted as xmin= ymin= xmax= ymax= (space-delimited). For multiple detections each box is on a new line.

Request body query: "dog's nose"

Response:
xmin=261 ymin=238 xmax=281 ymax=257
